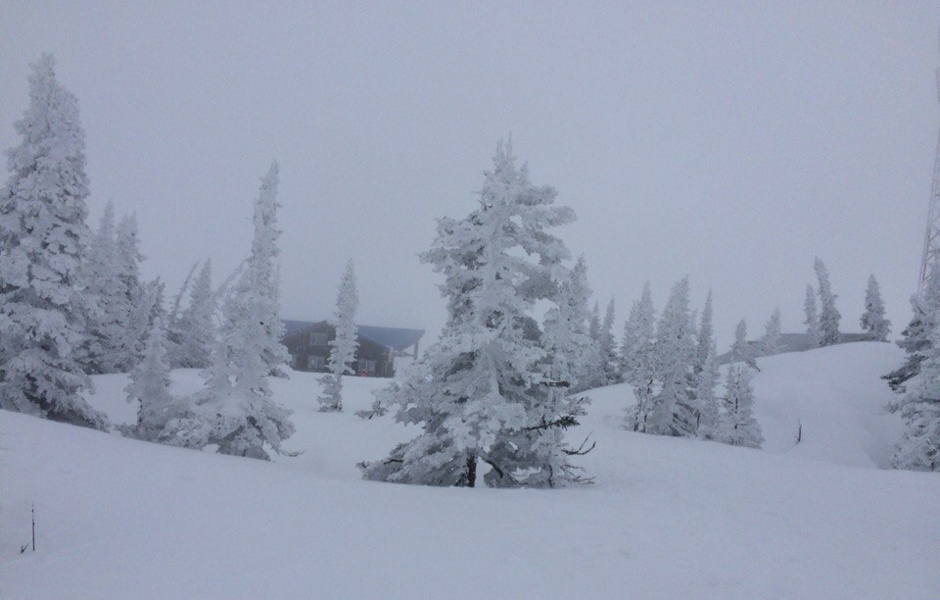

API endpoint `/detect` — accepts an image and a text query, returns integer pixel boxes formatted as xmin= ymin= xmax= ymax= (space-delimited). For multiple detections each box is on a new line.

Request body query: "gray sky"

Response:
xmin=2 ymin=1 xmax=939 ymax=349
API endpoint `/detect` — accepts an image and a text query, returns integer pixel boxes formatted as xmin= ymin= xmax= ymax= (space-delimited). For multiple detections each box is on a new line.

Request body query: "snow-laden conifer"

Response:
xmin=760 ymin=307 xmax=782 ymax=357
xmin=692 ymin=291 xmax=720 ymax=438
xmin=648 ymin=276 xmax=695 ymax=436
xmin=622 ymin=282 xmax=658 ymax=431
xmin=77 ymin=201 xmax=124 ymax=373
xmin=251 ymin=162 xmax=290 ymax=378
xmin=731 ymin=319 xmax=758 ymax=370
xmin=599 ymin=298 xmax=619 ymax=384
xmin=361 ymin=140 xmax=586 ymax=487
xmin=887 ymin=265 xmax=940 ymax=470
xmin=125 ymin=308 xmax=177 ymax=441
xmin=814 ymin=257 xmax=841 ymax=346
xmin=555 ymin=257 xmax=594 ymax=393
xmin=542 ymin=256 xmax=593 ymax=394
xmin=318 ymin=259 xmax=359 ymax=412
xmin=718 ymin=364 xmax=764 ymax=448
xmin=804 ymin=284 xmax=820 ymax=348
xmin=0 ymin=54 xmax=106 ymax=429
xmin=171 ymin=260 xmax=216 ymax=368
xmin=193 ymin=165 xmax=294 ymax=459
xmin=860 ymin=274 xmax=891 ymax=342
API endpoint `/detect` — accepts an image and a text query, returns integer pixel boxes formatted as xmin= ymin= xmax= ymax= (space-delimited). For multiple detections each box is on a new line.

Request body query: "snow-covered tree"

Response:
xmin=581 ymin=301 xmax=605 ymax=389
xmin=718 ymin=364 xmax=764 ymax=448
xmin=599 ymin=298 xmax=619 ymax=384
xmin=814 ymin=257 xmax=841 ymax=346
xmin=691 ymin=291 xmax=720 ymax=438
xmin=361 ymin=140 xmax=588 ymax=487
xmin=0 ymin=54 xmax=107 ymax=429
xmin=647 ymin=276 xmax=696 ymax=436
xmin=543 ymin=255 xmax=593 ymax=394
xmin=804 ymin=283 xmax=820 ymax=348
xmin=77 ymin=201 xmax=123 ymax=373
xmin=760 ymin=307 xmax=782 ymax=357
xmin=194 ymin=165 xmax=295 ymax=460
xmin=860 ymin=274 xmax=891 ymax=342
xmin=170 ymin=260 xmax=216 ymax=368
xmin=111 ymin=213 xmax=148 ymax=371
xmin=885 ymin=263 xmax=940 ymax=393
xmin=731 ymin=319 xmax=758 ymax=370
xmin=318 ymin=259 xmax=359 ymax=412
xmin=125 ymin=309 xmax=176 ymax=441
xmin=622 ymin=282 xmax=658 ymax=431
xmin=250 ymin=162 xmax=290 ymax=378
xmin=889 ymin=317 xmax=940 ymax=470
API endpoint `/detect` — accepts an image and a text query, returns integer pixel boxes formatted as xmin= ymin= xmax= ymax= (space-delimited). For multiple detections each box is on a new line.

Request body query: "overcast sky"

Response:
xmin=2 ymin=2 xmax=939 ymax=349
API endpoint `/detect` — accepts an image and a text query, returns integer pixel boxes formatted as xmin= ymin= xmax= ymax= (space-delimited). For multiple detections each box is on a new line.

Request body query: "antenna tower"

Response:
xmin=918 ymin=31 xmax=940 ymax=295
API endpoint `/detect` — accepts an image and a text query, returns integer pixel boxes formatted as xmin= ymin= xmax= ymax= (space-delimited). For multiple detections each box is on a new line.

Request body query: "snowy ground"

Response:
xmin=2 ymin=342 xmax=938 ymax=599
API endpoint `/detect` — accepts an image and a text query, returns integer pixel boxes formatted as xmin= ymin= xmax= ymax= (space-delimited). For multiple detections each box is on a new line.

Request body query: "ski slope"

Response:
xmin=1 ymin=342 xmax=938 ymax=599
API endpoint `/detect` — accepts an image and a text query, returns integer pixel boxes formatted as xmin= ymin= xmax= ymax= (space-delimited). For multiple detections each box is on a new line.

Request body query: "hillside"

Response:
xmin=1 ymin=342 xmax=938 ymax=599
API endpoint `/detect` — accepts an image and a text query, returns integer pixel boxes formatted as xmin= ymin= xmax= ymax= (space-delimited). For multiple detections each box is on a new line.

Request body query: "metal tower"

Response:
xmin=918 ymin=35 xmax=940 ymax=296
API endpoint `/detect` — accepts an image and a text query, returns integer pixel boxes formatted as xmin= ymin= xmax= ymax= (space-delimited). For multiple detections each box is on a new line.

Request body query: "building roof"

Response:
xmin=281 ymin=320 xmax=424 ymax=351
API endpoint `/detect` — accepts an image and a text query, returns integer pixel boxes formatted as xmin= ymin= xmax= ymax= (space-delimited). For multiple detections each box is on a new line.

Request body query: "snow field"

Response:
xmin=1 ymin=343 xmax=938 ymax=599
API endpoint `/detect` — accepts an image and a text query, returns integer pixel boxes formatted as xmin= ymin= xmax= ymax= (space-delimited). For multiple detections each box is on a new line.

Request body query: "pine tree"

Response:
xmin=111 ymin=213 xmax=148 ymax=372
xmin=692 ymin=291 xmax=720 ymax=438
xmin=172 ymin=260 xmax=216 ymax=368
xmin=647 ymin=276 xmax=695 ymax=436
xmin=760 ymin=307 xmax=782 ymax=357
xmin=889 ymin=316 xmax=940 ymax=470
xmin=195 ymin=165 xmax=295 ymax=460
xmin=0 ymin=54 xmax=107 ymax=429
xmin=125 ymin=309 xmax=176 ymax=441
xmin=718 ymin=364 xmax=764 ymax=448
xmin=555 ymin=256 xmax=594 ymax=393
xmin=361 ymin=140 xmax=587 ymax=487
xmin=318 ymin=259 xmax=359 ymax=412
xmin=77 ymin=201 xmax=124 ymax=374
xmin=804 ymin=284 xmax=820 ymax=348
xmin=251 ymin=161 xmax=290 ymax=378
xmin=884 ymin=263 xmax=940 ymax=393
xmin=622 ymin=282 xmax=658 ymax=432
xmin=860 ymin=274 xmax=891 ymax=342
xmin=814 ymin=257 xmax=841 ymax=346
xmin=731 ymin=319 xmax=758 ymax=370
xmin=542 ymin=256 xmax=593 ymax=393
xmin=582 ymin=301 xmax=605 ymax=389
xmin=600 ymin=298 xmax=619 ymax=384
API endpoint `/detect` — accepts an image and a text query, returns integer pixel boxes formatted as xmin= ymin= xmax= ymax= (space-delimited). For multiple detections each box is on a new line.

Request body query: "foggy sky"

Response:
xmin=2 ymin=1 xmax=939 ymax=350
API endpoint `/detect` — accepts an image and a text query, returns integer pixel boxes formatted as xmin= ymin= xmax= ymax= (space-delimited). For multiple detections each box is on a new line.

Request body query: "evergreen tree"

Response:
xmin=600 ymin=297 xmax=619 ymax=384
xmin=731 ymin=319 xmax=758 ymax=370
xmin=0 ymin=54 xmax=107 ymax=429
xmin=760 ymin=307 xmax=782 ymax=357
xmin=543 ymin=256 xmax=593 ymax=394
xmin=195 ymin=165 xmax=295 ymax=460
xmin=125 ymin=310 xmax=176 ymax=441
xmin=621 ymin=282 xmax=658 ymax=432
xmin=251 ymin=161 xmax=290 ymax=378
xmin=361 ymin=140 xmax=587 ymax=487
xmin=110 ymin=213 xmax=147 ymax=372
xmin=582 ymin=301 xmax=605 ymax=389
xmin=77 ymin=201 xmax=123 ymax=374
xmin=889 ymin=315 xmax=940 ymax=470
xmin=814 ymin=257 xmax=841 ymax=346
xmin=718 ymin=364 xmax=764 ymax=448
xmin=804 ymin=284 xmax=820 ymax=348
xmin=884 ymin=263 xmax=940 ymax=393
xmin=648 ymin=276 xmax=695 ymax=436
xmin=318 ymin=259 xmax=359 ymax=412
xmin=860 ymin=274 xmax=891 ymax=342
xmin=692 ymin=291 xmax=720 ymax=438
xmin=171 ymin=260 xmax=216 ymax=368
